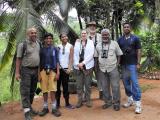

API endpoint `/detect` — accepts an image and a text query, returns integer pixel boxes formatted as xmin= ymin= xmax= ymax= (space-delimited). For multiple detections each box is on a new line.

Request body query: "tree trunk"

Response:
xmin=119 ymin=21 xmax=122 ymax=37
xmin=111 ymin=12 xmax=115 ymax=40
xmin=78 ymin=15 xmax=83 ymax=30
xmin=155 ymin=0 xmax=160 ymax=18
xmin=115 ymin=10 xmax=119 ymax=41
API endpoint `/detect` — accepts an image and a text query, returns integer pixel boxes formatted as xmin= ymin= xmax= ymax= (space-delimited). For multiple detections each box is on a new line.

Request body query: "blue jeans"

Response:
xmin=122 ymin=65 xmax=141 ymax=101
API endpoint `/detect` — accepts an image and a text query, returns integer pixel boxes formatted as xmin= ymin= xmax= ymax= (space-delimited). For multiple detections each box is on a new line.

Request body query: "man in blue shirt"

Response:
xmin=118 ymin=22 xmax=142 ymax=114
xmin=39 ymin=33 xmax=61 ymax=117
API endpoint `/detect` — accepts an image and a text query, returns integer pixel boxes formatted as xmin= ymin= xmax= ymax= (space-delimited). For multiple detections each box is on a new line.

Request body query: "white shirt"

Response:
xmin=74 ymin=39 xmax=94 ymax=70
xmin=88 ymin=33 xmax=102 ymax=46
xmin=58 ymin=42 xmax=72 ymax=68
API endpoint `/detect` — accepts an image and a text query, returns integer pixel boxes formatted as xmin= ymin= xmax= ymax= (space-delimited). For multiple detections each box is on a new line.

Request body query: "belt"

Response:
xmin=23 ymin=66 xmax=38 ymax=69
xmin=43 ymin=68 xmax=57 ymax=72
xmin=60 ymin=68 xmax=68 ymax=70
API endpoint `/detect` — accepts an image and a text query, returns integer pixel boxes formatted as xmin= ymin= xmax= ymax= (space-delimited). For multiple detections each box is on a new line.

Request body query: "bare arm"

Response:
xmin=137 ymin=49 xmax=141 ymax=69
xmin=56 ymin=63 xmax=60 ymax=80
xmin=15 ymin=58 xmax=22 ymax=81
xmin=117 ymin=56 xmax=121 ymax=65
xmin=67 ymin=46 xmax=74 ymax=73
xmin=56 ymin=48 xmax=60 ymax=80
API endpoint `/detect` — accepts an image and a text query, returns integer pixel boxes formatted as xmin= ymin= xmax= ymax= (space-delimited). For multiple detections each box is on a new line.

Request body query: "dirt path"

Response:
xmin=0 ymin=78 xmax=160 ymax=120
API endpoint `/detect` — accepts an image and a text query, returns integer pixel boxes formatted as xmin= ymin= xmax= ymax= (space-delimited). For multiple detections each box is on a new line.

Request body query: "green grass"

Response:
xmin=140 ymin=84 xmax=157 ymax=93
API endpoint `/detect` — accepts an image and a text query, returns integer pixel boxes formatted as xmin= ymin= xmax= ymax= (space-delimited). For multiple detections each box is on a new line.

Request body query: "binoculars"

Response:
xmin=101 ymin=50 xmax=108 ymax=58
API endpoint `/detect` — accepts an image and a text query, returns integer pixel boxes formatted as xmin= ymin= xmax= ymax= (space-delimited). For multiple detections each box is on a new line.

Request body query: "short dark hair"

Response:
xmin=44 ymin=33 xmax=53 ymax=39
xmin=123 ymin=22 xmax=131 ymax=27
xmin=59 ymin=33 xmax=67 ymax=39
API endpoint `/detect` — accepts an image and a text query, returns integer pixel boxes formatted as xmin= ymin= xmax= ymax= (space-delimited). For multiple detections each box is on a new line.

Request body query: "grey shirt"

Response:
xmin=17 ymin=40 xmax=40 ymax=67
xmin=95 ymin=40 xmax=123 ymax=72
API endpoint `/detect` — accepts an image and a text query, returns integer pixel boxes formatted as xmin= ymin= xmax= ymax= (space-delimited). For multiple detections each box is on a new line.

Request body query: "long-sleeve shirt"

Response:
xmin=73 ymin=39 xmax=94 ymax=70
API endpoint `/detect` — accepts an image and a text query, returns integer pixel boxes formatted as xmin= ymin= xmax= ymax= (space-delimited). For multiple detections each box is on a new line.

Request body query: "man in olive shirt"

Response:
xmin=15 ymin=27 xmax=40 ymax=120
xmin=95 ymin=29 xmax=123 ymax=111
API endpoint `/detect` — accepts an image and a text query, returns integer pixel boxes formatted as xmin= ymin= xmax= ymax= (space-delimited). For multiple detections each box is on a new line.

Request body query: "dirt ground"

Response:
xmin=0 ymin=78 xmax=160 ymax=120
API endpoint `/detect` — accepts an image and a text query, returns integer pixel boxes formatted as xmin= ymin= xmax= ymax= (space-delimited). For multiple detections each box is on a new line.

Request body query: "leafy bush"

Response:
xmin=140 ymin=25 xmax=160 ymax=72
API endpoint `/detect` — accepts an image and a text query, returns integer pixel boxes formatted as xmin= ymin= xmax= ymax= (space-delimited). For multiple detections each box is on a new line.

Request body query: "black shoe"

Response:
xmin=113 ymin=105 xmax=120 ymax=111
xmin=30 ymin=107 xmax=38 ymax=117
xmin=76 ymin=101 xmax=83 ymax=108
xmin=24 ymin=111 xmax=32 ymax=120
xmin=52 ymin=109 xmax=61 ymax=117
xmin=39 ymin=108 xmax=49 ymax=116
xmin=102 ymin=103 xmax=112 ymax=109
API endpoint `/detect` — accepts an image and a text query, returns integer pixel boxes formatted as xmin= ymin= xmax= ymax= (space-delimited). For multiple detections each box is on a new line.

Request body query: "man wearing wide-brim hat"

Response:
xmin=86 ymin=21 xmax=103 ymax=100
xmin=86 ymin=21 xmax=97 ymax=27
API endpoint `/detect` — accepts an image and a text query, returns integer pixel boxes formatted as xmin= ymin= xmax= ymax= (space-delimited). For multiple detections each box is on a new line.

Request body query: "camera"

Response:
xmin=35 ymin=87 xmax=42 ymax=95
xmin=101 ymin=50 xmax=108 ymax=58
xmin=79 ymin=52 xmax=86 ymax=70
xmin=79 ymin=50 xmax=84 ymax=63
xmin=44 ymin=65 xmax=51 ymax=75
xmin=124 ymin=47 xmax=132 ymax=55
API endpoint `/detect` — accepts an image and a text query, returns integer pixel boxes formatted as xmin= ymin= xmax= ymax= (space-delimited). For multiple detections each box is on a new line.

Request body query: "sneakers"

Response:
xmin=52 ymin=109 xmax=61 ymax=117
xmin=65 ymin=104 xmax=75 ymax=109
xmin=135 ymin=101 xmax=142 ymax=114
xmin=123 ymin=96 xmax=134 ymax=108
xmin=39 ymin=108 xmax=62 ymax=117
xmin=24 ymin=111 xmax=32 ymax=120
xmin=123 ymin=96 xmax=142 ymax=114
xmin=39 ymin=108 xmax=49 ymax=116
xmin=86 ymin=101 xmax=92 ymax=108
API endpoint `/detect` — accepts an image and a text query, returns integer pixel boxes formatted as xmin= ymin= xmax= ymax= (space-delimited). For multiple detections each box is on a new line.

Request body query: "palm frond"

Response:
xmin=58 ymin=0 xmax=72 ymax=18
xmin=0 ymin=12 xmax=7 ymax=31
xmin=0 ymin=0 xmax=47 ymax=93
xmin=47 ymin=10 xmax=78 ymax=45
xmin=32 ymin=0 xmax=56 ymax=14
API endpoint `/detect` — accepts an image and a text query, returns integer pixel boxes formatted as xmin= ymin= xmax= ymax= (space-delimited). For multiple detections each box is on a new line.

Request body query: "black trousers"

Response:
xmin=56 ymin=69 xmax=70 ymax=106
xmin=20 ymin=67 xmax=38 ymax=109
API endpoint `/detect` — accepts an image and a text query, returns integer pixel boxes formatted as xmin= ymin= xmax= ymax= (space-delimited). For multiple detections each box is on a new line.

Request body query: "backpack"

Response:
xmin=10 ymin=41 xmax=42 ymax=92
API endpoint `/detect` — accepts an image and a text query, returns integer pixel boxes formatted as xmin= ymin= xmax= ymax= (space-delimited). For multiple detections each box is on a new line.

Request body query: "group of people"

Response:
xmin=15 ymin=21 xmax=142 ymax=120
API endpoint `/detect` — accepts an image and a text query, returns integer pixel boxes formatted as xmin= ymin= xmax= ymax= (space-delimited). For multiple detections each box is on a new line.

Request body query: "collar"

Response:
xmin=45 ymin=45 xmax=52 ymax=49
xmin=62 ymin=42 xmax=68 ymax=46
xmin=88 ymin=33 xmax=96 ymax=38
xmin=124 ymin=34 xmax=132 ymax=39
xmin=27 ymin=39 xmax=37 ymax=44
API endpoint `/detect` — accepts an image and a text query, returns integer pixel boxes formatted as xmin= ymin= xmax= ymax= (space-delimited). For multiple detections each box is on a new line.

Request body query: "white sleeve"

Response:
xmin=115 ymin=41 xmax=123 ymax=56
xmin=82 ymin=40 xmax=95 ymax=65
xmin=73 ymin=42 xmax=79 ymax=66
